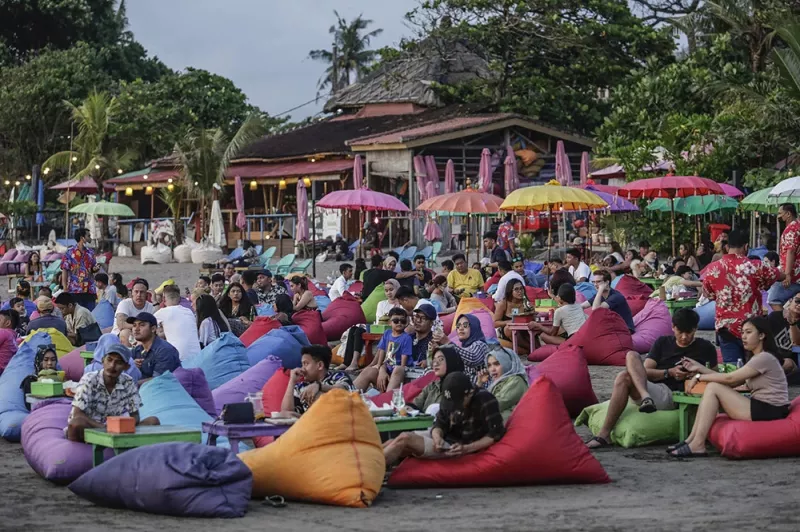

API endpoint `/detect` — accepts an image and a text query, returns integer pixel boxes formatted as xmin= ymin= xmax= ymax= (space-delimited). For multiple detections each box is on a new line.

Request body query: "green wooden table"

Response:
xmin=664 ymin=298 xmax=698 ymax=315
xmin=534 ymin=299 xmax=558 ymax=308
xmin=640 ymin=277 xmax=663 ymax=289
xmin=374 ymin=415 xmax=434 ymax=434
xmin=80 ymin=351 xmax=95 ymax=367
xmin=672 ymin=392 xmax=702 ymax=441
xmin=84 ymin=425 xmax=202 ymax=466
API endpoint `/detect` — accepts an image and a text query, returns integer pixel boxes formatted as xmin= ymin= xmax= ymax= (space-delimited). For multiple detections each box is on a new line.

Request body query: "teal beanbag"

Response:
xmin=575 ymin=400 xmax=679 ymax=448
xmin=361 ymin=285 xmax=387 ymax=324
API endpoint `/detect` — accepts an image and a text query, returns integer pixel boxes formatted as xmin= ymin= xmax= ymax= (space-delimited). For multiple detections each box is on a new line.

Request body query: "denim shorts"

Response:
xmin=767 ymin=282 xmax=800 ymax=306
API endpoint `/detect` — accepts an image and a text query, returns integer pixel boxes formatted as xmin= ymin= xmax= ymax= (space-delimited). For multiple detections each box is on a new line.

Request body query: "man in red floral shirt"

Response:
xmin=60 ymin=228 xmax=98 ymax=311
xmin=703 ymin=230 xmax=784 ymax=363
xmin=496 ymin=215 xmax=517 ymax=257
xmin=768 ymin=204 xmax=800 ymax=310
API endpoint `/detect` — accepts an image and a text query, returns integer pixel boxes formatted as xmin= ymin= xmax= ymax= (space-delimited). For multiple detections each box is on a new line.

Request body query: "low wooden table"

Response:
xmin=640 ymin=277 xmax=663 ymax=289
xmin=362 ymin=332 xmax=383 ymax=365
xmin=80 ymin=351 xmax=95 ymax=367
xmin=664 ymin=298 xmax=698 ymax=315
xmin=672 ymin=392 xmax=702 ymax=441
xmin=374 ymin=415 xmax=434 ymax=434
xmin=202 ymin=421 xmax=291 ymax=453
xmin=84 ymin=425 xmax=201 ymax=466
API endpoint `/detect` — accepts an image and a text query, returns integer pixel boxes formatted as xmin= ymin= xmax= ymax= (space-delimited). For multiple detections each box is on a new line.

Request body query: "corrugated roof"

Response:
xmin=348 ymin=115 xmax=515 ymax=146
xmin=106 ymin=170 xmax=179 ymax=185
xmin=225 ymin=159 xmax=356 ymax=179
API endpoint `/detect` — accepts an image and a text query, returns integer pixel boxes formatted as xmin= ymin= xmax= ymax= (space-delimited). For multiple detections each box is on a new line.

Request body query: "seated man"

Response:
xmin=354 ymin=308 xmax=413 ymax=393
xmin=529 ymin=283 xmax=586 ymax=345
xmin=586 ymin=309 xmax=717 ymax=448
xmin=26 ymin=296 xmax=67 ymax=336
xmin=329 ymin=263 xmax=354 ymax=301
xmin=766 ymin=296 xmax=800 ymax=382
xmin=583 ymin=269 xmax=636 ymax=332
xmin=383 ymin=371 xmax=506 ymax=465
xmin=282 ymin=345 xmax=354 ymax=416
xmin=55 ymin=292 xmax=98 ymax=345
xmin=489 ymin=260 xmax=524 ymax=302
xmin=446 ymin=254 xmax=484 ymax=298
xmin=129 ymin=312 xmax=181 ymax=381
xmin=67 ymin=344 xmax=160 ymax=442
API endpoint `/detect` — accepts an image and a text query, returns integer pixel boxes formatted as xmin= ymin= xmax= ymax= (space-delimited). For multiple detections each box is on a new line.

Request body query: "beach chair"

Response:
xmin=428 ymin=241 xmax=442 ymax=267
xmin=274 ymin=254 xmax=296 ymax=276
xmin=399 ymin=246 xmax=417 ymax=262
xmin=392 ymin=246 xmax=405 ymax=257
xmin=419 ymin=246 xmax=433 ymax=261
xmin=255 ymin=246 xmax=277 ymax=266
xmin=289 ymin=259 xmax=312 ymax=274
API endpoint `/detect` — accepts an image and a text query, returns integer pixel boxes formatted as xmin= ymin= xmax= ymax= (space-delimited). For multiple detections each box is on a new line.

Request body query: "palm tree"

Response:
xmin=42 ymin=91 xmax=137 ymax=182
xmin=773 ymin=24 xmax=800 ymax=100
xmin=309 ymin=11 xmax=383 ymax=95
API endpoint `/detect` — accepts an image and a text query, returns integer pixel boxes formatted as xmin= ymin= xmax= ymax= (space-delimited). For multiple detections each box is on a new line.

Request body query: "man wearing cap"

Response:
xmin=411 ymin=304 xmax=437 ymax=366
xmin=55 ymin=292 xmax=98 ymax=345
xmin=255 ymin=269 xmax=287 ymax=306
xmin=67 ymin=344 xmax=160 ymax=443
xmin=26 ymin=296 xmax=67 ymax=336
xmin=129 ymin=312 xmax=181 ymax=380
xmin=383 ymin=371 xmax=506 ymax=465
xmin=113 ymin=278 xmax=155 ymax=335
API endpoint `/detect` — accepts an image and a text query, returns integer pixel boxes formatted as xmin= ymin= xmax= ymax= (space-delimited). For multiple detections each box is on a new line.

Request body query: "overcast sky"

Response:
xmin=126 ymin=0 xmax=418 ymax=120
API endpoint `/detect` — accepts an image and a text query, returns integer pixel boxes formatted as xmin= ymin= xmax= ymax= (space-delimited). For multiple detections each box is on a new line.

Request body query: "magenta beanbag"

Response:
xmin=212 ymin=356 xmax=282 ymax=414
xmin=528 ymin=344 xmax=558 ymax=362
xmin=173 ymin=367 xmax=217 ymax=417
xmin=529 ymin=309 xmax=632 ymax=365
xmin=59 ymin=348 xmax=86 ymax=382
xmin=292 ymin=309 xmax=327 ymax=346
xmin=447 ymin=309 xmax=497 ymax=345
xmin=631 ymin=299 xmax=673 ymax=354
xmin=709 ymin=398 xmax=800 ymax=459
xmin=321 ymin=292 xmax=366 ymax=341
xmin=615 ymin=275 xmax=653 ymax=298
xmin=370 ymin=372 xmax=437 ymax=408
xmin=527 ymin=345 xmax=597 ymax=417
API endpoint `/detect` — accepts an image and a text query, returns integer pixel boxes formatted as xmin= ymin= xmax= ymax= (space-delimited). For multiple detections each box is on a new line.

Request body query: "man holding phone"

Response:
xmin=586 ymin=309 xmax=717 ymax=449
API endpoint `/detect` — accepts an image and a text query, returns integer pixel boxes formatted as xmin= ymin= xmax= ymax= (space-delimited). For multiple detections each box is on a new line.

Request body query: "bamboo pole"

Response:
xmin=670 ymin=197 xmax=677 ymax=257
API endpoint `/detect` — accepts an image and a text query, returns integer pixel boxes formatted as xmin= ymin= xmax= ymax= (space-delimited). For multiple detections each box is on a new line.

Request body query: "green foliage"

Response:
xmin=613 ymin=212 xmax=697 ymax=255
xmin=0 ymin=200 xmax=37 ymax=217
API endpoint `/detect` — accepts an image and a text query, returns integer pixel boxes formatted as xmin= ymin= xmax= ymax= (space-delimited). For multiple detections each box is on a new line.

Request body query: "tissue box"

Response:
xmin=370 ymin=324 xmax=389 ymax=335
xmin=30 ymin=381 xmax=64 ymax=397
xmin=107 ymin=416 xmax=136 ymax=434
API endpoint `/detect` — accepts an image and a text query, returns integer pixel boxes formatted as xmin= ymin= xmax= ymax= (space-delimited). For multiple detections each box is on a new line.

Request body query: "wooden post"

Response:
xmin=670 ymin=197 xmax=676 ymax=258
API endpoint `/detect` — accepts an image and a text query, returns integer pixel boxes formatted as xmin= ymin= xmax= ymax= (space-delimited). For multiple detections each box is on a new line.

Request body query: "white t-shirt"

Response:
xmin=154 ymin=305 xmax=201 ymax=361
xmin=493 ymin=271 xmax=525 ymax=302
xmin=198 ymin=316 xmax=223 ymax=349
xmin=553 ymin=303 xmax=588 ymax=337
xmin=329 ymin=275 xmax=352 ymax=301
xmin=569 ymin=262 xmax=592 ymax=283
xmin=112 ymin=298 xmax=156 ymax=334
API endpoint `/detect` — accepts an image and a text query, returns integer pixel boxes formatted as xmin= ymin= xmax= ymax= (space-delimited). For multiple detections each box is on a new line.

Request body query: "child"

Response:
xmin=282 ymin=345 xmax=354 ymax=416
xmin=529 ymin=283 xmax=586 ymax=345
xmin=354 ymin=307 xmax=413 ymax=393
xmin=9 ymin=297 xmax=29 ymax=335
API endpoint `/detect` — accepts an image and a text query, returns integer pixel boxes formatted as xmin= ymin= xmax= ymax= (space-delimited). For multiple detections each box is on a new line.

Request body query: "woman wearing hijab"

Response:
xmin=375 ymin=279 xmax=401 ymax=324
xmin=20 ymin=344 xmax=60 ymax=406
xmin=273 ymin=294 xmax=295 ymax=325
xmin=412 ymin=346 xmax=464 ymax=414
xmin=480 ymin=345 xmax=529 ymax=419
xmin=448 ymin=314 xmax=490 ymax=384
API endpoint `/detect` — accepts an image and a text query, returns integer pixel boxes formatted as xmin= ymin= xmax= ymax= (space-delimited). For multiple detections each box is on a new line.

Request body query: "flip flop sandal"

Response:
xmin=263 ymin=495 xmax=286 ymax=508
xmin=638 ymin=397 xmax=657 ymax=414
xmin=666 ymin=440 xmax=687 ymax=453
xmin=669 ymin=443 xmax=708 ymax=458
xmin=585 ymin=436 xmax=611 ymax=449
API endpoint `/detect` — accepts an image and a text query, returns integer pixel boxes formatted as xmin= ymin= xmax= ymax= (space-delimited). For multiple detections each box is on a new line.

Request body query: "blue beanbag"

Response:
xmin=575 ymin=282 xmax=597 ymax=301
xmin=256 ymin=305 xmax=275 ymax=317
xmin=696 ymin=301 xmax=716 ymax=330
xmin=91 ymin=300 xmax=116 ymax=328
xmin=315 ymin=295 xmax=331 ymax=313
xmin=84 ymin=333 xmax=142 ymax=381
xmin=0 ymin=331 xmax=51 ymax=441
xmin=69 ymin=442 xmax=252 ymax=517
xmin=182 ymin=333 xmax=250 ymax=389
xmin=246 ymin=326 xmax=309 ymax=368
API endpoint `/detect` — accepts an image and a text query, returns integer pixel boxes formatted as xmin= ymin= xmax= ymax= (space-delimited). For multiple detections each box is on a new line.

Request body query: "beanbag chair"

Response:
xmin=527 ymin=345 xmax=597 ymax=417
xmin=238 ymin=317 xmax=282 ymax=348
xmin=696 ymin=301 xmax=716 ymax=330
xmin=239 ymin=389 xmax=384 ymax=507
xmin=83 ymin=333 xmax=142 ymax=381
xmin=447 ymin=308 xmax=497 ymax=345
xmin=292 ymin=309 xmax=327 ymax=346
xmin=708 ymin=397 xmax=800 ymax=459
xmin=246 ymin=326 xmax=309 ymax=368
xmin=59 ymin=347 xmax=85 ymax=382
xmin=574 ymin=282 xmax=597 ymax=301
xmin=91 ymin=300 xmax=115 ymax=329
xmin=69 ymin=442 xmax=252 ymax=517
xmin=370 ymin=371 xmax=437 ymax=408
xmin=253 ymin=369 xmax=291 ymax=447
xmin=626 ymin=295 xmax=650 ymax=317
xmin=322 ymin=292 xmax=367 ymax=341
xmin=575 ymin=400 xmax=679 ymax=448
xmin=525 ymin=287 xmax=549 ymax=302
xmin=21 ymin=328 xmax=73 ymax=358
xmin=182 ymin=333 xmax=250 ymax=390
xmin=631 ymin=299 xmax=673 ymax=354
xmin=474 ymin=295 xmax=495 ymax=312
xmin=441 ymin=312 xmax=455 ymax=335
xmin=528 ymin=344 xmax=558 ymax=362
xmin=314 ymin=295 xmax=331 ymax=313
xmin=22 ymin=398 xmax=113 ymax=484
xmin=173 ymin=367 xmax=217 ymax=417
xmin=615 ymin=275 xmax=653 ymax=298
xmin=0 ymin=331 xmax=51 ymax=441
xmin=388 ymin=376 xmax=609 ymax=487
xmin=212 ymin=356 xmax=282 ymax=415
xmin=454 ymin=297 xmax=491 ymax=317
xmin=361 ymin=285 xmax=387 ymax=324
xmin=562 ymin=308 xmax=633 ymax=366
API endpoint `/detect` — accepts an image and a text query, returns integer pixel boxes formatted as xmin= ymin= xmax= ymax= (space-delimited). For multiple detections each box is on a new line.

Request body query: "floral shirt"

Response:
xmin=702 ymin=254 xmax=780 ymax=338
xmin=497 ymin=221 xmax=516 ymax=252
xmin=293 ymin=371 xmax=354 ymax=414
xmin=71 ymin=370 xmax=141 ymax=423
xmin=60 ymin=245 xmax=97 ymax=294
xmin=780 ymin=219 xmax=800 ymax=284
xmin=257 ymin=283 xmax=288 ymax=307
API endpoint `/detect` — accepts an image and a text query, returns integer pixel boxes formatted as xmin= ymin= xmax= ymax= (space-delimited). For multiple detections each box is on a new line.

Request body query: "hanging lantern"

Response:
xmin=145 ymin=186 xmax=153 ymax=195
xmin=125 ymin=187 xmax=133 ymax=197
xmin=279 ymin=179 xmax=287 ymax=190
xmin=303 ymin=177 xmax=311 ymax=187
xmin=249 ymin=180 xmax=258 ymax=191
xmin=167 ymin=184 xmax=175 ymax=192
xmin=25 ymin=174 xmax=31 ymax=180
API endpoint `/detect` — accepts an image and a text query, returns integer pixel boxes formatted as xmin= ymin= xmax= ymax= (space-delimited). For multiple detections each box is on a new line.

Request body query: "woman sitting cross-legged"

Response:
xmin=479 ymin=345 xmax=529 ymax=419
xmin=669 ymin=316 xmax=790 ymax=458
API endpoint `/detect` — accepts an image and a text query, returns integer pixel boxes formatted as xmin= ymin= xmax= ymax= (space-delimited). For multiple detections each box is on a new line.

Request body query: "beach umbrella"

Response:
xmin=478 ymin=148 xmax=492 ymax=193
xmin=581 ymin=186 xmax=638 ymax=213
xmin=555 ymin=141 xmax=573 ymax=186
xmin=580 ymin=152 xmax=590 ymax=186
xmin=719 ymin=183 xmax=744 ymax=199
xmin=70 ymin=200 xmax=135 ymax=217
xmin=445 ymin=159 xmax=456 ymax=194
xmin=414 ymin=155 xmax=429 ymax=202
xmin=425 ymin=156 xmax=440 ymax=195
xmin=234 ymin=175 xmax=246 ymax=230
xmin=646 ymin=195 xmax=739 ymax=215
xmin=296 ymin=179 xmax=309 ymax=242
xmin=578 ymin=181 xmax=619 ymax=195
xmin=769 ymin=176 xmax=800 ymax=198
xmin=207 ymin=199 xmax=226 ymax=248
xmin=740 ymin=187 xmax=798 ymax=214
xmin=353 ymin=154 xmax=364 ymax=189
xmin=50 ymin=176 xmax=99 ymax=193
xmin=504 ymin=153 xmax=519 ymax=197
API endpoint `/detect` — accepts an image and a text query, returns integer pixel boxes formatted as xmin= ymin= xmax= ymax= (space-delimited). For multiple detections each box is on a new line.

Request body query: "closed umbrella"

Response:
xmin=414 ymin=155 xmax=428 ymax=202
xmin=353 ymin=154 xmax=364 ymax=189
xmin=580 ymin=152 xmax=590 ymax=186
xmin=234 ymin=175 xmax=246 ymax=230
xmin=555 ymin=141 xmax=573 ymax=186
xmin=423 ymin=184 xmax=442 ymax=243
xmin=425 ymin=156 xmax=439 ymax=195
xmin=36 ymin=179 xmax=45 ymax=225
xmin=478 ymin=148 xmax=492 ymax=193
xmin=445 ymin=159 xmax=456 ymax=194
xmin=208 ymin=199 xmax=226 ymax=248
xmin=296 ymin=179 xmax=309 ymax=242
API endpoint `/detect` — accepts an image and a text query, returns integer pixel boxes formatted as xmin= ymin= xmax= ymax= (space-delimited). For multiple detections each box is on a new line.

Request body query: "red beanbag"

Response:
xmin=239 ymin=317 xmax=281 ymax=348
xmin=370 ymin=372 xmax=437 ymax=408
xmin=708 ymin=398 xmax=800 ymax=459
xmin=615 ymin=275 xmax=653 ymax=298
xmin=626 ymin=295 xmax=650 ymax=317
xmin=321 ymin=292 xmax=367 ymax=341
xmin=388 ymin=375 xmax=610 ymax=487
xmin=527 ymin=345 xmax=597 ymax=417
xmin=292 ymin=310 xmax=326 ymax=346
xmin=528 ymin=344 xmax=558 ymax=362
xmin=440 ymin=313 xmax=455 ymax=335
xmin=566 ymin=308 xmax=633 ymax=365
xmin=254 ymin=369 xmax=292 ymax=447
xmin=526 ymin=287 xmax=549 ymax=301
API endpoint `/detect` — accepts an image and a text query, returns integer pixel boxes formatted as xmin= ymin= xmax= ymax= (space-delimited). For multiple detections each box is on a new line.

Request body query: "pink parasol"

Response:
xmin=234 ymin=175 xmax=246 ymax=230
xmin=555 ymin=141 xmax=573 ymax=186
xmin=425 ymin=156 xmax=439 ymax=194
xmin=423 ymin=218 xmax=442 ymax=241
xmin=353 ymin=154 xmax=364 ymax=189
xmin=580 ymin=152 xmax=590 ymax=185
xmin=296 ymin=179 xmax=309 ymax=241
xmin=317 ymin=189 xmax=410 ymax=212
xmin=478 ymin=148 xmax=492 ymax=193
xmin=719 ymin=183 xmax=744 ymax=199
xmin=504 ymin=154 xmax=518 ymax=197
xmin=50 ymin=176 xmax=99 ymax=193
xmin=413 ymin=155 xmax=429 ymax=202
xmin=445 ymin=159 xmax=456 ymax=194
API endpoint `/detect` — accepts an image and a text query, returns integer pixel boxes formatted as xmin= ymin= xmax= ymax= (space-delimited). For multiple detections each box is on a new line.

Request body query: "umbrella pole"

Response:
xmin=358 ymin=209 xmax=364 ymax=259
xmin=466 ymin=214 xmax=471 ymax=263
xmin=547 ymin=208 xmax=552 ymax=262
xmin=670 ymin=198 xmax=676 ymax=257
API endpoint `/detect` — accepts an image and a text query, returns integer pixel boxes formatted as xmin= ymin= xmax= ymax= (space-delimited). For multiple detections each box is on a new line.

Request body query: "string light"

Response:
xmin=3 ymin=180 xmax=9 ymax=186
xmin=43 ymin=168 xmax=50 ymax=175
xmin=72 ymin=156 xmax=78 ymax=162
xmin=94 ymin=164 xmax=100 ymax=170
xmin=125 ymin=187 xmax=133 ymax=197
xmin=142 ymin=175 xmax=148 ymax=180
xmin=117 ymin=169 xmax=123 ymax=174
xmin=167 ymin=178 xmax=173 ymax=183
xmin=14 ymin=181 xmax=20 ymax=186
xmin=310 ymin=158 xmax=316 ymax=163
xmin=25 ymin=174 xmax=31 ymax=180
xmin=194 ymin=181 xmax=199 ymax=186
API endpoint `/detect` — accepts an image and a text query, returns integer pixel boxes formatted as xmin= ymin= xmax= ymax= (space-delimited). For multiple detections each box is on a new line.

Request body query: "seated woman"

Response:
xmin=412 ymin=346 xmax=464 ymax=414
xmin=661 ymin=265 xmax=703 ymax=298
xmin=436 ymin=314 xmax=490 ymax=384
xmin=679 ymin=242 xmax=700 ymax=272
xmin=24 ymin=251 xmax=44 ymax=282
xmin=218 ymin=282 xmax=254 ymax=335
xmin=375 ymin=279 xmax=401 ymax=324
xmin=493 ymin=280 xmax=531 ymax=354
xmin=273 ymin=293 xmax=295 ymax=325
xmin=0 ymin=309 xmax=19 ymax=375
xmin=195 ymin=294 xmax=230 ymax=349
xmin=427 ymin=275 xmax=456 ymax=315
xmin=20 ymin=344 xmax=60 ymax=408
xmin=480 ymin=346 xmax=529 ymax=419
xmin=669 ymin=316 xmax=790 ymax=457
xmin=289 ymin=276 xmax=318 ymax=311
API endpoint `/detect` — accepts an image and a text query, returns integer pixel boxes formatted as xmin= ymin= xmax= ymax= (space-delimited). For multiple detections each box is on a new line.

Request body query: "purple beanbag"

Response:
xmin=173 ymin=367 xmax=217 ymax=417
xmin=59 ymin=348 xmax=86 ymax=382
xmin=212 ymin=356 xmax=282 ymax=415
xmin=631 ymin=299 xmax=673 ymax=354
xmin=69 ymin=442 xmax=253 ymax=517
xmin=21 ymin=399 xmax=112 ymax=484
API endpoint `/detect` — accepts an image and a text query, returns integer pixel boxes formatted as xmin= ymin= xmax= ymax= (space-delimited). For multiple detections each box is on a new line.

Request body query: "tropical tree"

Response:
xmin=160 ymin=184 xmax=185 ymax=243
xmin=42 ymin=90 xmax=137 ymax=182
xmin=773 ymin=23 xmax=800 ymax=100
xmin=309 ymin=11 xmax=383 ymax=95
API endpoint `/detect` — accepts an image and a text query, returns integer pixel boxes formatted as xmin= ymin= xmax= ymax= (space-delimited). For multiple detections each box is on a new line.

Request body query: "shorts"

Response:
xmin=750 ymin=398 xmax=790 ymax=421
xmin=633 ymin=381 xmax=675 ymax=410
xmin=414 ymin=429 xmax=455 ymax=460
xmin=767 ymin=282 xmax=800 ymax=306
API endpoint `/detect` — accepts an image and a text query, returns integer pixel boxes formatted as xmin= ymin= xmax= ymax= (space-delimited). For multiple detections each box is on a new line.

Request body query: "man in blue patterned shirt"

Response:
xmin=281 ymin=345 xmax=354 ymax=416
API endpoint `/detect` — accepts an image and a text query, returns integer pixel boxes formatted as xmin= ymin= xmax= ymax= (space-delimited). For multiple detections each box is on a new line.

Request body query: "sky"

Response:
xmin=126 ymin=0 xmax=419 ymax=120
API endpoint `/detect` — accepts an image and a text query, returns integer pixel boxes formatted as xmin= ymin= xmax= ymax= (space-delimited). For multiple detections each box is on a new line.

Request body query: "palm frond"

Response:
xmin=219 ymin=114 xmax=268 ymax=181
xmin=42 ymin=151 xmax=79 ymax=174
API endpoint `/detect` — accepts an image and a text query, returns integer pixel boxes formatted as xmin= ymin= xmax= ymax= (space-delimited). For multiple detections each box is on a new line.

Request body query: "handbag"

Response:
xmin=76 ymin=322 xmax=103 ymax=345
xmin=221 ymin=402 xmax=255 ymax=424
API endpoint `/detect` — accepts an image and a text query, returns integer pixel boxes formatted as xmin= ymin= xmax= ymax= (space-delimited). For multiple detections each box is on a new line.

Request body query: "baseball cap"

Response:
xmin=36 ymin=296 xmax=54 ymax=312
xmin=413 ymin=303 xmax=437 ymax=321
xmin=104 ymin=344 xmax=131 ymax=366
xmin=440 ymin=372 xmax=473 ymax=414
xmin=257 ymin=269 xmax=272 ymax=278
xmin=126 ymin=312 xmax=157 ymax=327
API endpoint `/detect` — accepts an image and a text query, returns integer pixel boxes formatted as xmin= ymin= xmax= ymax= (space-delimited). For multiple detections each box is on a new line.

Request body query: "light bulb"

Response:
xmin=117 ymin=169 xmax=123 ymax=174
xmin=194 ymin=181 xmax=199 ymax=186
xmin=72 ymin=156 xmax=78 ymax=162
xmin=3 ymin=180 xmax=9 ymax=186
xmin=94 ymin=164 xmax=100 ymax=170
xmin=14 ymin=181 xmax=20 ymax=186
xmin=25 ymin=174 xmax=31 ymax=180
xmin=44 ymin=168 xmax=50 ymax=175
xmin=142 ymin=175 xmax=148 ymax=180
xmin=167 ymin=184 xmax=175 ymax=192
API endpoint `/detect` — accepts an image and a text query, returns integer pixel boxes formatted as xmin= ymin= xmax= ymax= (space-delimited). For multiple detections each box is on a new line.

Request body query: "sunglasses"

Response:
xmin=456 ymin=322 xmax=470 ymax=330
xmin=794 ymin=298 xmax=800 ymax=305
xmin=391 ymin=319 xmax=407 ymax=325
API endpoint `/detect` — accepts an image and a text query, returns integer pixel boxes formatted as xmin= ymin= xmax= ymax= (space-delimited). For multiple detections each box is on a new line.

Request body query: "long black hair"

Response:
xmin=218 ymin=282 xmax=253 ymax=319
xmin=742 ymin=316 xmax=781 ymax=363
xmin=195 ymin=294 xmax=229 ymax=333
xmin=273 ymin=293 xmax=294 ymax=325
xmin=504 ymin=278 xmax=525 ymax=302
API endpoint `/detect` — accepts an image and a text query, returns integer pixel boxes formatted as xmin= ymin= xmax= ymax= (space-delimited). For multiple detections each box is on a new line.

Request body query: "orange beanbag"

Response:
xmin=387 ymin=375 xmax=610 ymax=487
xmin=239 ymin=389 xmax=385 ymax=507
xmin=239 ymin=317 xmax=281 ymax=348
xmin=527 ymin=345 xmax=597 ymax=417
xmin=708 ymin=397 xmax=800 ymax=459
xmin=292 ymin=309 xmax=327 ymax=346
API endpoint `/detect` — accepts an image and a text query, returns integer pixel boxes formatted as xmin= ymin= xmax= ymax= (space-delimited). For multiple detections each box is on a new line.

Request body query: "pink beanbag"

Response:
xmin=387 ymin=376 xmax=609 ymax=487
xmin=370 ymin=372 xmax=437 ymax=408
xmin=321 ymin=292 xmax=367 ymax=341
xmin=0 ymin=249 xmax=18 ymax=262
xmin=708 ymin=398 xmax=800 ymax=459
xmin=447 ymin=308 xmax=497 ymax=345
xmin=615 ymin=275 xmax=653 ymax=298
xmin=631 ymin=299 xmax=672 ymax=354
xmin=441 ymin=313 xmax=455 ymax=335
xmin=527 ymin=345 xmax=597 ymax=417
xmin=292 ymin=310 xmax=326 ymax=346
xmin=239 ymin=317 xmax=282 ymax=348
xmin=59 ymin=348 xmax=86 ymax=382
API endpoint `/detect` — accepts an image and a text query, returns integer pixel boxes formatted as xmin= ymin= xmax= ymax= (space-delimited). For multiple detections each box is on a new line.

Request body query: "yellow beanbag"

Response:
xmin=455 ymin=297 xmax=491 ymax=317
xmin=21 ymin=328 xmax=73 ymax=358
xmin=238 ymin=389 xmax=385 ymax=507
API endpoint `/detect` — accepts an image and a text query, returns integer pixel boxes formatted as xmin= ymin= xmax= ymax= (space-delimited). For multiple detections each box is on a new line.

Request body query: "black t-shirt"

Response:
xmin=604 ymin=288 xmax=636 ymax=332
xmin=490 ymin=246 xmax=508 ymax=265
xmin=767 ymin=311 xmax=797 ymax=364
xmin=646 ymin=336 xmax=718 ymax=391
xmin=362 ymin=268 xmax=396 ymax=301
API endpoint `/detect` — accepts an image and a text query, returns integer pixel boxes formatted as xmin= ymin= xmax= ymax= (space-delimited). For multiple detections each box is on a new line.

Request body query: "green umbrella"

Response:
xmin=739 ymin=187 xmax=800 ymax=214
xmin=646 ymin=195 xmax=739 ymax=215
xmin=70 ymin=201 xmax=135 ymax=217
